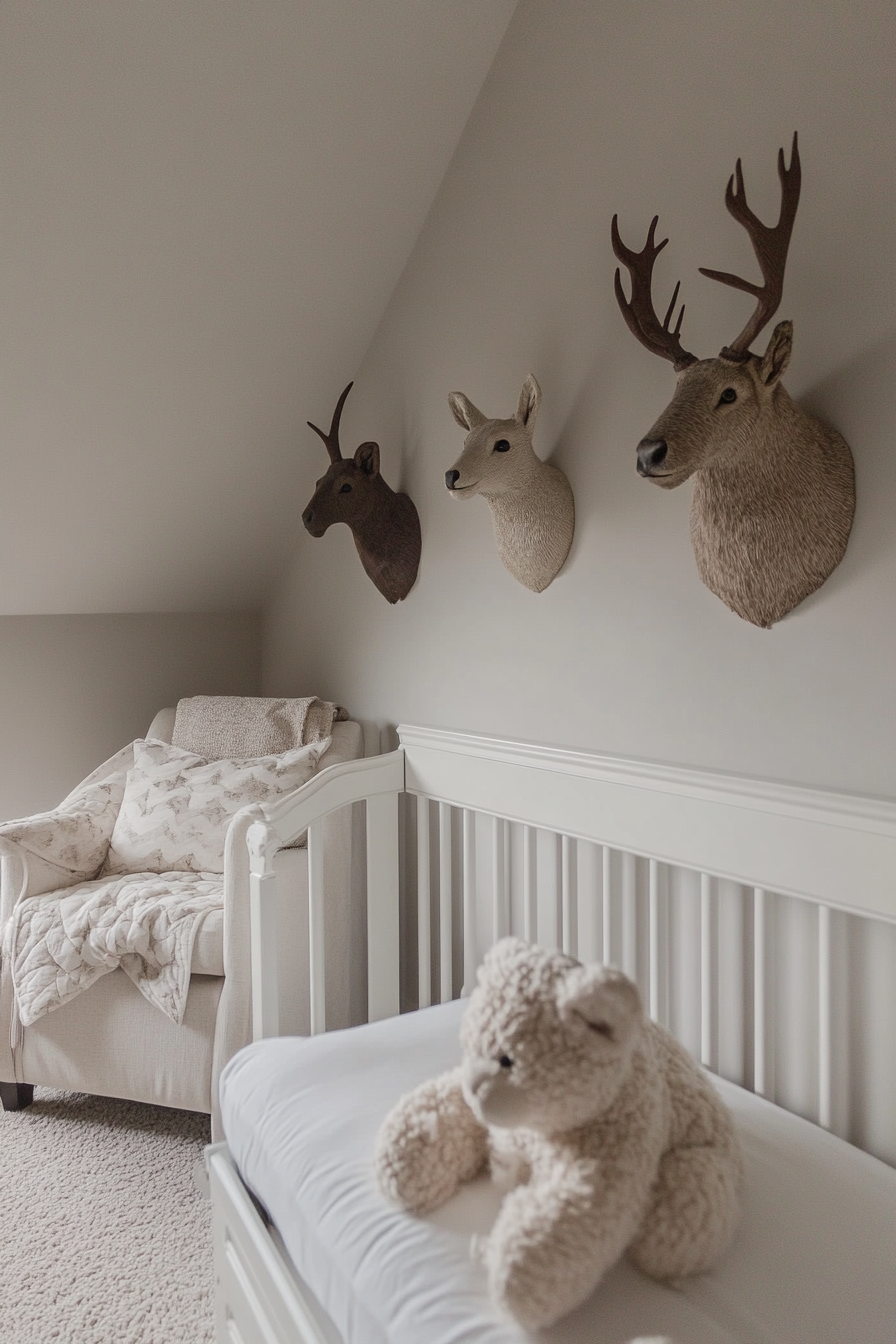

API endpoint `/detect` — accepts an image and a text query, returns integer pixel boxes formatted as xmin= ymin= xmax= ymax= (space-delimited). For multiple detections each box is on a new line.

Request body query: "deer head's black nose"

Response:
xmin=636 ymin=438 xmax=668 ymax=475
xmin=302 ymin=506 xmax=314 ymax=527
xmin=445 ymin=469 xmax=460 ymax=490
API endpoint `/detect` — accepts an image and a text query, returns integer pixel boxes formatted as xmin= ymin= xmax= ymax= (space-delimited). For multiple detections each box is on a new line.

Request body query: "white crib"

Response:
xmin=207 ymin=725 xmax=896 ymax=1344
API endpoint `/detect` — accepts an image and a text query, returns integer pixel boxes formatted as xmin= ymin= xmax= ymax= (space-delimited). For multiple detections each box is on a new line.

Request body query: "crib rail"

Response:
xmin=401 ymin=727 xmax=896 ymax=1166
xmin=245 ymin=726 xmax=896 ymax=1166
xmin=401 ymin=726 xmax=896 ymax=923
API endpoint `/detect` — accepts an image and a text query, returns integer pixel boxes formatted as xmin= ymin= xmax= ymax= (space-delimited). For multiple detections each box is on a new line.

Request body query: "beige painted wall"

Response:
xmin=265 ymin=0 xmax=896 ymax=799
xmin=0 ymin=0 xmax=516 ymax=614
xmin=0 ymin=613 xmax=261 ymax=817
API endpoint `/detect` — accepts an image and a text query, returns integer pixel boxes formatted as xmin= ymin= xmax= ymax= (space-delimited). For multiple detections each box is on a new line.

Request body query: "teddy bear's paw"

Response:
xmin=490 ymin=1268 xmax=571 ymax=1332
xmin=374 ymin=1070 xmax=488 ymax=1214
xmin=486 ymin=1235 xmax=594 ymax=1331
xmin=374 ymin=1104 xmax=455 ymax=1212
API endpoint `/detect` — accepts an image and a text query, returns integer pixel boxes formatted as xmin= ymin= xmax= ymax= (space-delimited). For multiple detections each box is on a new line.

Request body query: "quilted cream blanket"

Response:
xmin=3 ymin=872 xmax=222 ymax=1027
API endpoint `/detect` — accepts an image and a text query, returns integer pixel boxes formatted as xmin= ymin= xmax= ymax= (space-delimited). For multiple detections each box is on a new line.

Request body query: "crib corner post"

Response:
xmin=247 ymin=818 xmax=283 ymax=1041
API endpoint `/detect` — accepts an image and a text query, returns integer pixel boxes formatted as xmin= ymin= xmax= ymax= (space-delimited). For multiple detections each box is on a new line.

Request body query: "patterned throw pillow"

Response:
xmin=102 ymin=738 xmax=329 ymax=876
xmin=0 ymin=754 xmax=129 ymax=880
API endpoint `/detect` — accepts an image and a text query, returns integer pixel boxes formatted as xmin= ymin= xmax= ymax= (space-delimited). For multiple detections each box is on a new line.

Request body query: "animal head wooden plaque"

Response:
xmin=445 ymin=374 xmax=575 ymax=593
xmin=302 ymin=382 xmax=421 ymax=604
xmin=611 ymin=134 xmax=855 ymax=628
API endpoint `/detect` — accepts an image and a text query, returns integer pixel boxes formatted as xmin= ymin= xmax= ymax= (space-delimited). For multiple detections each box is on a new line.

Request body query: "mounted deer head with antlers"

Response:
xmin=302 ymin=382 xmax=421 ymax=604
xmin=446 ymin=374 xmax=575 ymax=593
xmin=612 ymin=134 xmax=855 ymax=628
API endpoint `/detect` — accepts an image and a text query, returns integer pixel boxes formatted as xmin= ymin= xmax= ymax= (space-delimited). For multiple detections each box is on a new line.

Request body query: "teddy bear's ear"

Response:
xmin=557 ymin=965 xmax=642 ymax=1047
xmin=486 ymin=936 xmax=530 ymax=962
xmin=478 ymin=936 xmax=531 ymax=984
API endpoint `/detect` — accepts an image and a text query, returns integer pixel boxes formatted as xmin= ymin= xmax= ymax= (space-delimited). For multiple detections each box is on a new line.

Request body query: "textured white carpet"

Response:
xmin=0 ymin=1088 xmax=214 ymax=1343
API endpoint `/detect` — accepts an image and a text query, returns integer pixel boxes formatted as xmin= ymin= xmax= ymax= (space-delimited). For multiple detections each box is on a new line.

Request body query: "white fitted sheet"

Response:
xmin=220 ymin=1000 xmax=896 ymax=1344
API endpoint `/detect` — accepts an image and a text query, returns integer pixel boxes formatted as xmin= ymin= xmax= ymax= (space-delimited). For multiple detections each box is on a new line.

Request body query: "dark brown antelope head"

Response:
xmin=302 ymin=382 xmax=382 ymax=537
xmin=302 ymin=382 xmax=422 ymax=604
xmin=611 ymin=134 xmax=855 ymax=627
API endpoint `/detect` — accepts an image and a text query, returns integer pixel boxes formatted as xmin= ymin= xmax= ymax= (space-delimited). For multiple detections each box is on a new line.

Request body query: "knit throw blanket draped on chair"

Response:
xmin=171 ymin=695 xmax=347 ymax=760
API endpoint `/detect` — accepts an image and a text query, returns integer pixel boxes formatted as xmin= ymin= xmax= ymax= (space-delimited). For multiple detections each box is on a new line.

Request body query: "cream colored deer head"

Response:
xmin=612 ymin=134 xmax=855 ymax=628
xmin=446 ymin=375 xmax=575 ymax=593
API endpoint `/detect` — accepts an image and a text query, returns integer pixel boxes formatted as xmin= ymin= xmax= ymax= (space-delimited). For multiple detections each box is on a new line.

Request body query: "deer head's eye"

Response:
xmin=340 ymin=483 xmax=352 ymax=493
xmin=718 ymin=388 xmax=737 ymax=405
xmin=498 ymin=1054 xmax=513 ymax=1069
xmin=493 ymin=439 xmax=511 ymax=452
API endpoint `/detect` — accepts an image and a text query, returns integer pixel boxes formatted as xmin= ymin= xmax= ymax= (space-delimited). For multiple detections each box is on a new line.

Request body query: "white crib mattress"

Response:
xmin=220 ymin=1000 xmax=896 ymax=1344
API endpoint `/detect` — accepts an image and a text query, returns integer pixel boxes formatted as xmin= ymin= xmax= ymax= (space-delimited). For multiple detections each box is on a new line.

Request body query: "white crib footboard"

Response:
xmin=207 ymin=1142 xmax=340 ymax=1344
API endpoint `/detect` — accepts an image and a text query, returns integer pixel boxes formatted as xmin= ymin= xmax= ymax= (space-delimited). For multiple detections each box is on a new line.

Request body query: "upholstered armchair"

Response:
xmin=0 ymin=699 xmax=363 ymax=1137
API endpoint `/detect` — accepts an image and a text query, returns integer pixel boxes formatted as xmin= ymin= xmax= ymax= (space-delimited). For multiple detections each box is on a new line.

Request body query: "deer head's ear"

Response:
xmin=516 ymin=374 xmax=541 ymax=431
xmin=449 ymin=392 xmax=487 ymax=432
xmin=759 ymin=320 xmax=793 ymax=387
xmin=354 ymin=441 xmax=380 ymax=476
xmin=557 ymin=964 xmax=642 ymax=1048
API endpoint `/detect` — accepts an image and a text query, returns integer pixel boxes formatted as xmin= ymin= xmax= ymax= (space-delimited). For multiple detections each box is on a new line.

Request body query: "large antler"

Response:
xmin=699 ymin=132 xmax=801 ymax=360
xmin=611 ymin=215 xmax=696 ymax=370
xmin=307 ymin=381 xmax=353 ymax=462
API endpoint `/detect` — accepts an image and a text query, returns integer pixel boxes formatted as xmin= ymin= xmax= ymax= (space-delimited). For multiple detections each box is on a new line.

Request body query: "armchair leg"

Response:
xmin=0 ymin=1081 xmax=34 ymax=1110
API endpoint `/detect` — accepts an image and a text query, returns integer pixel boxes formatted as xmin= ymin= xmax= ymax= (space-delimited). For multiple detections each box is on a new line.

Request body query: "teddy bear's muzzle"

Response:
xmin=462 ymin=1060 xmax=534 ymax=1128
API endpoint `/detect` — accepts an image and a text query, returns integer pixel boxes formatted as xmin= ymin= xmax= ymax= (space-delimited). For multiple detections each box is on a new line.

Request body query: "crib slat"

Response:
xmin=439 ymin=803 xmax=453 ymax=1003
xmin=550 ymin=832 xmax=562 ymax=953
xmin=523 ymin=825 xmax=537 ymax=943
xmin=561 ymin=835 xmax=575 ymax=956
xmin=492 ymin=817 xmax=508 ymax=942
xmin=753 ymin=887 xmax=765 ymax=1095
xmin=417 ymin=799 xmax=431 ymax=1009
xmin=700 ymin=873 xmax=716 ymax=1069
xmin=602 ymin=847 xmax=612 ymax=964
xmin=462 ymin=810 xmax=476 ymax=995
xmin=308 ymin=818 xmax=326 ymax=1035
xmin=577 ymin=841 xmax=600 ymax=964
xmin=818 ymin=903 xmax=833 ymax=1130
xmin=753 ymin=887 xmax=769 ymax=1098
xmin=621 ymin=850 xmax=637 ymax=981
xmin=504 ymin=821 xmax=511 ymax=935
xmin=367 ymin=792 xmax=400 ymax=1022
xmin=648 ymin=859 xmax=661 ymax=1023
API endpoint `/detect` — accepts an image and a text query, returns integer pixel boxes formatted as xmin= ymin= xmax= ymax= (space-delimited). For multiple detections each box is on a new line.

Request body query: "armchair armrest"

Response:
xmin=0 ymin=744 xmax=132 ymax=918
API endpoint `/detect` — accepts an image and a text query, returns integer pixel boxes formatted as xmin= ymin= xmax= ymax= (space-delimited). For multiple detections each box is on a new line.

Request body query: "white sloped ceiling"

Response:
xmin=0 ymin=0 xmax=516 ymax=612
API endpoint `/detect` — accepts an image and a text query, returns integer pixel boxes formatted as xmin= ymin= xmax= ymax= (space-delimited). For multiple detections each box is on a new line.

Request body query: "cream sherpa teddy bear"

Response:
xmin=375 ymin=938 xmax=742 ymax=1330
